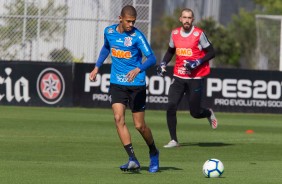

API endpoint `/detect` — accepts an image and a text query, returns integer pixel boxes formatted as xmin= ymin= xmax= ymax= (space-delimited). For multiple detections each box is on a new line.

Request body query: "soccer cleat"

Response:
xmin=163 ymin=140 xmax=180 ymax=148
xmin=120 ymin=157 xmax=140 ymax=172
xmin=208 ymin=109 xmax=218 ymax=129
xmin=149 ymin=150 xmax=159 ymax=173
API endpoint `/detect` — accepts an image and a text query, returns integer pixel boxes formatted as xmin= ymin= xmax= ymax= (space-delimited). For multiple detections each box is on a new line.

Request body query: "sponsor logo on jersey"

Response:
xmin=193 ymin=31 xmax=200 ymax=36
xmin=108 ymin=28 xmax=114 ymax=33
xmin=177 ymin=67 xmax=189 ymax=75
xmin=111 ymin=48 xmax=132 ymax=59
xmin=176 ymin=48 xmax=193 ymax=56
xmin=124 ymin=37 xmax=132 ymax=47
xmin=116 ymin=74 xmax=131 ymax=83
xmin=173 ymin=30 xmax=179 ymax=34
xmin=116 ymin=38 xmax=123 ymax=43
xmin=36 ymin=68 xmax=65 ymax=105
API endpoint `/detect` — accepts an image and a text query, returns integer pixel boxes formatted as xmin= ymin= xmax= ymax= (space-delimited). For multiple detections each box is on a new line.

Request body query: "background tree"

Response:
xmin=49 ymin=48 xmax=73 ymax=62
xmin=227 ymin=9 xmax=258 ymax=68
xmin=254 ymin=0 xmax=282 ymax=14
xmin=151 ymin=9 xmax=182 ymax=65
xmin=227 ymin=0 xmax=282 ymax=69
xmin=0 ymin=0 xmax=68 ymax=60
xmin=196 ymin=18 xmax=241 ymax=68
xmin=49 ymin=48 xmax=85 ymax=63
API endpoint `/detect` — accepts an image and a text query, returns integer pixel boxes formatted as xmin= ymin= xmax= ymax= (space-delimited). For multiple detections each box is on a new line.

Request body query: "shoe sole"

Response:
xmin=163 ymin=144 xmax=180 ymax=148
xmin=120 ymin=167 xmax=140 ymax=172
xmin=149 ymin=169 xmax=159 ymax=173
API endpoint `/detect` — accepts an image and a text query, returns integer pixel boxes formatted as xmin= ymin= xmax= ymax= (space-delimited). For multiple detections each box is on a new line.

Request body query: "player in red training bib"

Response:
xmin=157 ymin=8 xmax=218 ymax=148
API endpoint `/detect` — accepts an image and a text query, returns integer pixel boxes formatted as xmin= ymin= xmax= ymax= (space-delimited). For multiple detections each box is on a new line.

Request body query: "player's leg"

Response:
xmin=110 ymin=84 xmax=140 ymax=171
xmin=130 ymin=86 xmax=159 ymax=173
xmin=132 ymin=112 xmax=158 ymax=154
xmin=112 ymin=103 xmax=131 ymax=145
xmin=132 ymin=112 xmax=159 ymax=173
xmin=187 ymin=79 xmax=217 ymax=129
xmin=164 ymin=77 xmax=185 ymax=147
xmin=187 ymin=79 xmax=208 ymax=118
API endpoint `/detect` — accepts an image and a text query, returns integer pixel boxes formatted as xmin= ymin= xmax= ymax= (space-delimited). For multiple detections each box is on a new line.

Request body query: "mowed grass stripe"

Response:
xmin=0 ymin=106 xmax=282 ymax=184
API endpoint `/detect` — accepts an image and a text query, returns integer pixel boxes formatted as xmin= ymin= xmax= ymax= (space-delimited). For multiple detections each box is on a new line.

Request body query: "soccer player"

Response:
xmin=89 ymin=5 xmax=159 ymax=172
xmin=157 ymin=8 xmax=218 ymax=148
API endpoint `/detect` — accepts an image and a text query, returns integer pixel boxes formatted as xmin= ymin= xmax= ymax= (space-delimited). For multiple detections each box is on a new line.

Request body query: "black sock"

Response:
xmin=124 ymin=143 xmax=136 ymax=159
xmin=149 ymin=141 xmax=158 ymax=155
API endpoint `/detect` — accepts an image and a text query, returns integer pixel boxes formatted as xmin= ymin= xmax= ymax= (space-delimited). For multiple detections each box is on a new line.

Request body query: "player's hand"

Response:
xmin=126 ymin=68 xmax=140 ymax=82
xmin=183 ymin=59 xmax=202 ymax=73
xmin=156 ymin=62 xmax=166 ymax=76
xmin=89 ymin=67 xmax=99 ymax=81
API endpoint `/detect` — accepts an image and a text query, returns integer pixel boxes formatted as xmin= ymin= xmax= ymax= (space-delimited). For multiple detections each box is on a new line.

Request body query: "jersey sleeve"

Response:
xmin=136 ymin=32 xmax=154 ymax=57
xmin=199 ymin=32 xmax=211 ymax=49
xmin=168 ymin=32 xmax=175 ymax=48
xmin=95 ymin=30 xmax=110 ymax=68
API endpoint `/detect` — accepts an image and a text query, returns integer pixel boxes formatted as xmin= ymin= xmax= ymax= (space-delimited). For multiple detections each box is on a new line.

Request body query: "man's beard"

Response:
xmin=182 ymin=23 xmax=191 ymax=31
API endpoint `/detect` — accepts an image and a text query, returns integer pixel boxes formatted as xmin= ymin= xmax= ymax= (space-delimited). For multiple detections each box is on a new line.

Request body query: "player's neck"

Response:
xmin=116 ymin=24 xmax=124 ymax=33
xmin=181 ymin=26 xmax=193 ymax=33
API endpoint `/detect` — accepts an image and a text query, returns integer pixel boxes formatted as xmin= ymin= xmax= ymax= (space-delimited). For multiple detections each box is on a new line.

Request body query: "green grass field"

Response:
xmin=0 ymin=106 xmax=282 ymax=184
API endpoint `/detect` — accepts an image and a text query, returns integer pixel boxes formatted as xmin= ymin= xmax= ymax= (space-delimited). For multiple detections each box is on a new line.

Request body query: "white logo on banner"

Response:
xmin=84 ymin=73 xmax=172 ymax=104
xmin=0 ymin=68 xmax=30 ymax=102
xmin=207 ymin=78 xmax=282 ymax=108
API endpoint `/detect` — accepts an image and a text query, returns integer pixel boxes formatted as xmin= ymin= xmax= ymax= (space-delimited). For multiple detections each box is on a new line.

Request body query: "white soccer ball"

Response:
xmin=202 ymin=158 xmax=224 ymax=178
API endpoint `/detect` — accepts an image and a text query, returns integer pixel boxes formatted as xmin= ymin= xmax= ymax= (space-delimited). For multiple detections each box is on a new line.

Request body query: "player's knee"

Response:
xmin=190 ymin=111 xmax=202 ymax=119
xmin=135 ymin=123 xmax=146 ymax=132
xmin=167 ymin=102 xmax=177 ymax=112
xmin=114 ymin=114 xmax=123 ymax=124
xmin=134 ymin=122 xmax=148 ymax=133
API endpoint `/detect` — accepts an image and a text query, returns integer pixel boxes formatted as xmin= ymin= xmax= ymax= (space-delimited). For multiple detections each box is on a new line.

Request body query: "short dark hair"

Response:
xmin=121 ymin=5 xmax=137 ymax=17
xmin=181 ymin=8 xmax=194 ymax=17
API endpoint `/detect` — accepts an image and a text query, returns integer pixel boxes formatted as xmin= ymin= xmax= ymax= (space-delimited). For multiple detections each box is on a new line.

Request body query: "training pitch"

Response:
xmin=0 ymin=106 xmax=281 ymax=184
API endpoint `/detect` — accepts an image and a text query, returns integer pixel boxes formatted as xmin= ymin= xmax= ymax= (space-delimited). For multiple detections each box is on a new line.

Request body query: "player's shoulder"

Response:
xmin=130 ymin=27 xmax=144 ymax=37
xmin=191 ymin=26 xmax=204 ymax=38
xmin=193 ymin=26 xmax=204 ymax=33
xmin=104 ymin=24 xmax=117 ymax=34
xmin=128 ymin=27 xmax=148 ymax=43
xmin=171 ymin=27 xmax=182 ymax=35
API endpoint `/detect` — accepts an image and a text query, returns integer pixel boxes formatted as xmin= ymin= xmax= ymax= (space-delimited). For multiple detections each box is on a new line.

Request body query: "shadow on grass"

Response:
xmin=141 ymin=166 xmax=183 ymax=172
xmin=180 ymin=142 xmax=234 ymax=147
xmin=120 ymin=166 xmax=183 ymax=174
xmin=119 ymin=167 xmax=183 ymax=174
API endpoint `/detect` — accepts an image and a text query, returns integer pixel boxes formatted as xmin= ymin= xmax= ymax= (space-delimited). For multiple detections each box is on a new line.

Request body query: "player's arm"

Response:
xmin=157 ymin=46 xmax=176 ymax=76
xmin=89 ymin=38 xmax=110 ymax=81
xmin=157 ymin=32 xmax=175 ymax=76
xmin=184 ymin=32 xmax=215 ymax=71
xmin=127 ymin=33 xmax=156 ymax=82
xmin=199 ymin=31 xmax=215 ymax=62
xmin=127 ymin=54 xmax=156 ymax=82
xmin=136 ymin=33 xmax=157 ymax=72
xmin=138 ymin=54 xmax=157 ymax=72
xmin=162 ymin=46 xmax=176 ymax=65
xmin=200 ymin=44 xmax=215 ymax=62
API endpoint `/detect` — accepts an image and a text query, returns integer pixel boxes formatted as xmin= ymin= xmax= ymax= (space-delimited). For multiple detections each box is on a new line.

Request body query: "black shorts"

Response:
xmin=109 ymin=83 xmax=146 ymax=112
